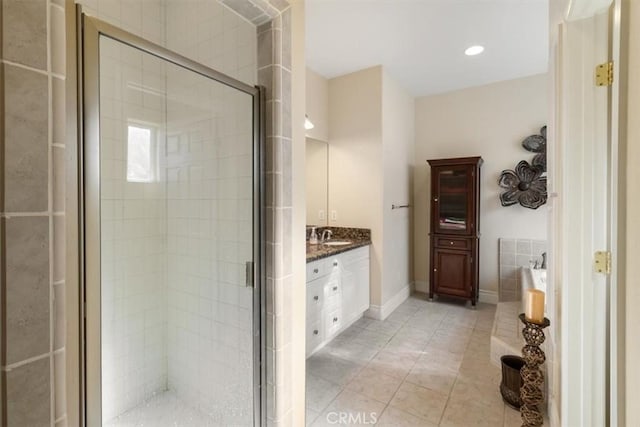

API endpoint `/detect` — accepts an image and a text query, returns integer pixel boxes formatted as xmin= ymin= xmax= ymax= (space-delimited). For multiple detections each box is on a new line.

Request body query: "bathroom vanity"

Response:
xmin=305 ymin=230 xmax=371 ymax=357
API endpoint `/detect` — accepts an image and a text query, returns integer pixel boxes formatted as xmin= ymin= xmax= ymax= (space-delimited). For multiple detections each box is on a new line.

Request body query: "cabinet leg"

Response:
xmin=428 ymin=293 xmax=434 ymax=301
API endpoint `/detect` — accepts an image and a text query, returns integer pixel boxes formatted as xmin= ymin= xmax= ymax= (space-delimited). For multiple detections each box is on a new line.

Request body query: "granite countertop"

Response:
xmin=305 ymin=226 xmax=372 ymax=263
xmin=306 ymin=239 xmax=371 ymax=262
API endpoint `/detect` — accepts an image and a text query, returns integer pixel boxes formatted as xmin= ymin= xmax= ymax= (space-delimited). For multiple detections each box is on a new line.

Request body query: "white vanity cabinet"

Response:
xmin=306 ymin=246 xmax=370 ymax=357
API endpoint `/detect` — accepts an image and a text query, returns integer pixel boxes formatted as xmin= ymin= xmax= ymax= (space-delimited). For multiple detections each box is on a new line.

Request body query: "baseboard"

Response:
xmin=365 ymin=284 xmax=411 ymax=320
xmin=478 ymin=289 xmax=499 ymax=304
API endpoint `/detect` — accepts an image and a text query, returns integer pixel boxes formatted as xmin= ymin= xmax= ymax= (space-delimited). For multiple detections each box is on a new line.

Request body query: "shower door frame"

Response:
xmin=75 ymin=8 xmax=266 ymax=426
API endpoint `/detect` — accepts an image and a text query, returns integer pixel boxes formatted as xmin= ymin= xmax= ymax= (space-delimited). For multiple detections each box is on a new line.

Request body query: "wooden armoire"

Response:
xmin=427 ymin=157 xmax=483 ymax=306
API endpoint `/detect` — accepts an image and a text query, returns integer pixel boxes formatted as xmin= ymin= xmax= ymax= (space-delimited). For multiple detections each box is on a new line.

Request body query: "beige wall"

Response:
xmin=306 ymin=67 xmax=329 ymax=142
xmin=625 ymin=0 xmax=640 ymax=424
xmin=328 ymin=65 xmax=415 ymax=312
xmin=413 ymin=74 xmax=548 ymax=295
xmin=328 ymin=66 xmax=384 ymax=306
xmin=305 ymin=138 xmax=328 ymax=225
xmin=381 ymin=70 xmax=415 ymax=303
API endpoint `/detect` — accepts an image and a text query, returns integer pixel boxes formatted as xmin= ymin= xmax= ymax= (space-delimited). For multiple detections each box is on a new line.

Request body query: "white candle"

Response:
xmin=525 ymin=289 xmax=545 ymax=324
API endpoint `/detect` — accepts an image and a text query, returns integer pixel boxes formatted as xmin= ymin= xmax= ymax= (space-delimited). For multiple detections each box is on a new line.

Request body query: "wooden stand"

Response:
xmin=518 ymin=314 xmax=550 ymax=427
xmin=427 ymin=157 xmax=482 ymax=306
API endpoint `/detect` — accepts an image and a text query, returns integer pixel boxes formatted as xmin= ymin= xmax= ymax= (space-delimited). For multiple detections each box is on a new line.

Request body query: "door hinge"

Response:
xmin=245 ymin=261 xmax=255 ymax=288
xmin=594 ymin=251 xmax=611 ymax=274
xmin=595 ymin=62 xmax=613 ymax=86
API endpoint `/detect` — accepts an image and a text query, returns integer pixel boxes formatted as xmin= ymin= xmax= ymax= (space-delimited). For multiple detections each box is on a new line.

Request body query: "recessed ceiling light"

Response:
xmin=465 ymin=45 xmax=485 ymax=56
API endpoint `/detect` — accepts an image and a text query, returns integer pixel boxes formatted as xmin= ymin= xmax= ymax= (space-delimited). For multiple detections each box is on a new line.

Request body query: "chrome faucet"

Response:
xmin=321 ymin=229 xmax=332 ymax=242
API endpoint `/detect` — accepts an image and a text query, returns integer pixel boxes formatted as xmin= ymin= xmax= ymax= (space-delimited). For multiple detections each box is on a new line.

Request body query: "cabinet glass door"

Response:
xmin=434 ymin=167 xmax=470 ymax=234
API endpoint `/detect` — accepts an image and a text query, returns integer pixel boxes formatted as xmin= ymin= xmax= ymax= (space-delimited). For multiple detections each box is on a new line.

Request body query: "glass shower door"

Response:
xmin=82 ymin=15 xmax=261 ymax=427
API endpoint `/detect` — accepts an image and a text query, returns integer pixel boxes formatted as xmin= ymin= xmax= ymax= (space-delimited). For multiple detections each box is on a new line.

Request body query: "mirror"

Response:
xmin=306 ymin=138 xmax=328 ymax=225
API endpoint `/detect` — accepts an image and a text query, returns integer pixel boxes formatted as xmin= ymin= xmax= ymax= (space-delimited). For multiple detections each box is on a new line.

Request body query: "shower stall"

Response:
xmin=78 ymin=10 xmax=264 ymax=426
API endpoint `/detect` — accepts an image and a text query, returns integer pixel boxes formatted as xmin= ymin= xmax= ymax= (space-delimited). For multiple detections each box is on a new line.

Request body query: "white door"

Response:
xmin=552 ymin=0 xmax=621 ymax=425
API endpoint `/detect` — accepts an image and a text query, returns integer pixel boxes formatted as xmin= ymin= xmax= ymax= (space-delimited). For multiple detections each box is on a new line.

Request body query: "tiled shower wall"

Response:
xmin=498 ymin=237 xmax=547 ymax=301
xmin=99 ymin=38 xmax=168 ymax=422
xmin=1 ymin=0 xmax=292 ymax=426
xmin=164 ymin=47 xmax=255 ymax=425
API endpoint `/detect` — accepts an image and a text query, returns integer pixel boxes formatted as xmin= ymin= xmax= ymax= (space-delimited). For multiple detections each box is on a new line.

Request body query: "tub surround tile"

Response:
xmin=5 ymin=357 xmax=51 ymax=426
xmin=4 ymin=65 xmax=49 ymax=212
xmin=498 ymin=237 xmax=546 ymax=302
xmin=2 ymin=0 xmax=47 ymax=70
xmin=4 ymin=216 xmax=50 ymax=364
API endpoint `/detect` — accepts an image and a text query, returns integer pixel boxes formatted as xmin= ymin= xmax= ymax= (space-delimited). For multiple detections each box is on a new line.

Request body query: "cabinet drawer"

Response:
xmin=324 ymin=278 xmax=341 ymax=310
xmin=307 ymin=259 xmax=329 ymax=280
xmin=325 ymin=307 xmax=342 ymax=338
xmin=306 ymin=320 xmax=323 ymax=355
xmin=436 ymin=237 xmax=470 ymax=250
xmin=307 ymin=280 xmax=324 ymax=315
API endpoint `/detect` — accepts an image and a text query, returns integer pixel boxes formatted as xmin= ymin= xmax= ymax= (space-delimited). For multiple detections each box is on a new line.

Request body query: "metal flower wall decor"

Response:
xmin=498 ymin=126 xmax=548 ymax=210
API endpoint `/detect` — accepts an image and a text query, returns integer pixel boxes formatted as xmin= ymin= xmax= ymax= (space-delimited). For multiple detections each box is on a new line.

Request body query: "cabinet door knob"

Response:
xmin=450 ymin=241 xmax=454 ymax=245
xmin=333 ymin=317 xmax=338 ymax=322
xmin=313 ymin=268 xmax=318 ymax=273
xmin=333 ymin=286 xmax=338 ymax=291
xmin=313 ymin=295 xmax=319 ymax=301
xmin=434 ymin=268 xmax=437 ymax=272
xmin=434 ymin=197 xmax=439 ymax=202
xmin=313 ymin=329 xmax=319 ymax=335
xmin=333 ymin=261 xmax=338 ymax=266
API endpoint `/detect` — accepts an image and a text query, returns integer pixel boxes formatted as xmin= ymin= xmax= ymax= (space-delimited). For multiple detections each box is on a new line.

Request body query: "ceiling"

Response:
xmin=305 ymin=0 xmax=549 ymax=97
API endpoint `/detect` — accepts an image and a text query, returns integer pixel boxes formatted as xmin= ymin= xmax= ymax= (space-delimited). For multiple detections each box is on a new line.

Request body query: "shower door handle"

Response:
xmin=245 ymin=261 xmax=255 ymax=288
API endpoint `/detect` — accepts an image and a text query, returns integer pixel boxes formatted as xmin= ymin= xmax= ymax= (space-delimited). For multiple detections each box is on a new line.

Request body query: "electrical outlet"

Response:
xmin=331 ymin=210 xmax=337 ymax=221
xmin=319 ymin=210 xmax=325 ymax=220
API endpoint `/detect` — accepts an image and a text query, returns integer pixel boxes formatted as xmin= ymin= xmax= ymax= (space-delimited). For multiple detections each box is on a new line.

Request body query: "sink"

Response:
xmin=323 ymin=240 xmax=352 ymax=246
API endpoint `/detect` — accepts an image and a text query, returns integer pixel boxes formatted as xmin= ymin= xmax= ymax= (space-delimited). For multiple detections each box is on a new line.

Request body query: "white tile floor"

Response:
xmin=306 ymin=294 xmax=528 ymax=426
xmin=105 ymin=391 xmax=219 ymax=427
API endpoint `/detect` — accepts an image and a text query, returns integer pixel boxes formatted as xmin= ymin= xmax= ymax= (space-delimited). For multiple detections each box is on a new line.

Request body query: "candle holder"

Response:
xmin=519 ymin=313 xmax=550 ymax=427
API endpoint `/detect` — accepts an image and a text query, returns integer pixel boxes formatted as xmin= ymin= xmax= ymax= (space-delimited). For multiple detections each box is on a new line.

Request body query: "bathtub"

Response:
xmin=520 ymin=267 xmax=547 ymax=314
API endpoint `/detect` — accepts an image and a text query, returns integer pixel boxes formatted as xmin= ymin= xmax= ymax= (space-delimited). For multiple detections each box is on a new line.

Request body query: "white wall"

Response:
xmin=413 ymin=74 xmax=548 ymax=295
xmin=306 ymin=68 xmax=329 ymax=141
xmin=381 ymin=71 xmax=415 ymax=305
xmin=328 ymin=66 xmax=384 ymax=306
